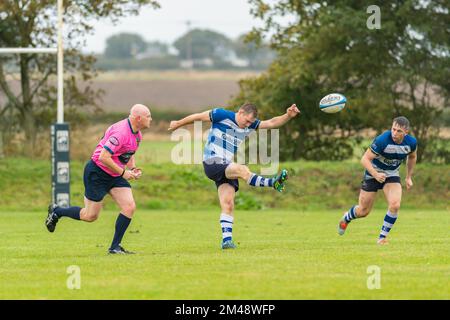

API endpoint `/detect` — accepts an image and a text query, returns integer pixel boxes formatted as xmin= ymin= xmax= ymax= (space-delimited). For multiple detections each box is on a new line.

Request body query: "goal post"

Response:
xmin=0 ymin=0 xmax=70 ymax=207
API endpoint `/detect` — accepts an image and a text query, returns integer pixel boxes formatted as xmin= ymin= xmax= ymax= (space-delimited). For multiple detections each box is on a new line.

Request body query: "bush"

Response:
xmin=421 ymin=138 xmax=450 ymax=164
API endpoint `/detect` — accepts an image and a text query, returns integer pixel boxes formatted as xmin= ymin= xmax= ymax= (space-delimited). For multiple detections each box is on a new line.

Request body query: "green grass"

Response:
xmin=0 ymin=209 xmax=448 ymax=299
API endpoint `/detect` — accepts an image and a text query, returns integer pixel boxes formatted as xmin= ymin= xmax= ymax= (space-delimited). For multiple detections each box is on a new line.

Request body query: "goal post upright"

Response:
xmin=57 ymin=0 xmax=64 ymax=124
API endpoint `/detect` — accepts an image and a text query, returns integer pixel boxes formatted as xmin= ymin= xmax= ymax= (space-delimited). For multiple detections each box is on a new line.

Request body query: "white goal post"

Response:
xmin=0 ymin=48 xmax=57 ymax=54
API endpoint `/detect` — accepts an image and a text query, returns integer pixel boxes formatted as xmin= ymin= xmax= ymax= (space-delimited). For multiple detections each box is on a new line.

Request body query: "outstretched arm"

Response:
xmin=258 ymin=104 xmax=300 ymax=129
xmin=168 ymin=110 xmax=211 ymax=131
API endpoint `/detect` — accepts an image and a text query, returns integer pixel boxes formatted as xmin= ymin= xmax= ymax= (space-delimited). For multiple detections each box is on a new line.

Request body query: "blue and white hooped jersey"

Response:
xmin=203 ymin=108 xmax=260 ymax=164
xmin=365 ymin=130 xmax=417 ymax=180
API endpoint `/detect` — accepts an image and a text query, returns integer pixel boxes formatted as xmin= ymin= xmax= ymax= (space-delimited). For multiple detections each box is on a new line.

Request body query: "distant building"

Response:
xmin=226 ymin=53 xmax=250 ymax=68
xmin=135 ymin=42 xmax=169 ymax=60
xmin=215 ymin=47 xmax=250 ymax=67
xmin=180 ymin=58 xmax=214 ymax=68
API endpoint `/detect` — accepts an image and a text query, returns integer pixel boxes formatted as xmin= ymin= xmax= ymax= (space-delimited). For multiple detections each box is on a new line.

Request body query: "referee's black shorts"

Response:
xmin=83 ymin=160 xmax=131 ymax=202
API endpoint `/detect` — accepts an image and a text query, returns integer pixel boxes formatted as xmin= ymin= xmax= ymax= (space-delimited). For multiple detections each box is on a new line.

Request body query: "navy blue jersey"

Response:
xmin=203 ymin=108 xmax=260 ymax=164
xmin=365 ymin=130 xmax=417 ymax=180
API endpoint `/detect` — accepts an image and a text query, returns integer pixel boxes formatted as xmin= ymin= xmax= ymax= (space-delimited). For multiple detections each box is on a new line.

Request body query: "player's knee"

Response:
xmin=221 ymin=198 xmax=234 ymax=212
xmin=226 ymin=201 xmax=234 ymax=212
xmin=241 ymin=165 xmax=251 ymax=174
xmin=84 ymin=214 xmax=99 ymax=222
xmin=122 ymin=202 xmax=136 ymax=216
xmin=358 ymin=207 xmax=371 ymax=217
xmin=389 ymin=202 xmax=401 ymax=213
xmin=236 ymin=165 xmax=250 ymax=179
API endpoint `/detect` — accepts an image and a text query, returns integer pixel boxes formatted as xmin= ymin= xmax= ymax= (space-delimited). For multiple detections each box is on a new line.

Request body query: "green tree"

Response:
xmin=234 ymin=0 xmax=449 ymax=162
xmin=0 ymin=0 xmax=159 ymax=156
xmin=173 ymin=28 xmax=233 ymax=61
xmin=104 ymin=32 xmax=148 ymax=59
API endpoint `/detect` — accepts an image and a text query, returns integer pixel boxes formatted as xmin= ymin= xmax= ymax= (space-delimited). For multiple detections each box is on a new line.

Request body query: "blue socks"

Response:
xmin=110 ymin=213 xmax=132 ymax=250
xmin=379 ymin=211 xmax=398 ymax=239
xmin=220 ymin=213 xmax=234 ymax=243
xmin=54 ymin=206 xmax=81 ymax=220
xmin=343 ymin=205 xmax=358 ymax=223
xmin=247 ymin=173 xmax=274 ymax=187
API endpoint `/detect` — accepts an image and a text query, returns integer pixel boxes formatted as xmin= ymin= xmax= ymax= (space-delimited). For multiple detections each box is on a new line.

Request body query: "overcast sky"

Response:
xmin=83 ymin=0 xmax=265 ymax=54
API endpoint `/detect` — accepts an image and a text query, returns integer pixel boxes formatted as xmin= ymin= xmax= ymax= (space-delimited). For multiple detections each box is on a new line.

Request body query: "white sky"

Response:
xmin=83 ymin=0 xmax=265 ymax=54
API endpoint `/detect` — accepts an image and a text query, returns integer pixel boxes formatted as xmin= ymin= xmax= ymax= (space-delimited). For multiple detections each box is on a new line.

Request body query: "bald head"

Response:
xmin=130 ymin=104 xmax=150 ymax=118
xmin=129 ymin=104 xmax=152 ymax=130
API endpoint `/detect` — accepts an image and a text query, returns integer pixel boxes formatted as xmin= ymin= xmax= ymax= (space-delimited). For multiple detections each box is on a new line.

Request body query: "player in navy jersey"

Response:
xmin=338 ymin=116 xmax=418 ymax=244
xmin=169 ymin=103 xmax=300 ymax=249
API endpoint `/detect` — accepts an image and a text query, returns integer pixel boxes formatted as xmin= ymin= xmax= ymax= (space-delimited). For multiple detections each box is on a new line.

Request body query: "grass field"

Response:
xmin=1 ymin=136 xmax=448 ymax=299
xmin=0 ymin=209 xmax=448 ymax=300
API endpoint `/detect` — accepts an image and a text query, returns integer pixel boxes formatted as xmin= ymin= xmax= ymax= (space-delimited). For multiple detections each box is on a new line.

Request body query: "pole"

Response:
xmin=52 ymin=0 xmax=70 ymax=207
xmin=57 ymin=0 xmax=64 ymax=123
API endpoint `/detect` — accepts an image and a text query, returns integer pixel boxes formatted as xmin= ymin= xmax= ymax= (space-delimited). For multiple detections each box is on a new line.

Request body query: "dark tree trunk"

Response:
xmin=19 ymin=54 xmax=36 ymax=156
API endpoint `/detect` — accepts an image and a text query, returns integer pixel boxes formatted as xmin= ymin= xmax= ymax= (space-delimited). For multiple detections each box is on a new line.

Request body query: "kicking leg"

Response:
xmin=217 ymin=183 xmax=237 ymax=249
xmin=378 ymin=182 xmax=402 ymax=244
xmin=338 ymin=189 xmax=377 ymax=235
xmin=225 ymin=163 xmax=288 ymax=192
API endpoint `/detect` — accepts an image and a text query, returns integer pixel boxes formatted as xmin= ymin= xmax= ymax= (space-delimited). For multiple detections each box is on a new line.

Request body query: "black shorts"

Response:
xmin=361 ymin=176 xmax=401 ymax=192
xmin=83 ymin=160 xmax=131 ymax=202
xmin=202 ymin=158 xmax=239 ymax=192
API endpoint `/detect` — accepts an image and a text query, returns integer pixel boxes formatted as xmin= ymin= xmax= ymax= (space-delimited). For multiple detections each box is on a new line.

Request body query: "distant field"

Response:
xmin=0 ymin=70 xmax=259 ymax=113
xmin=91 ymin=70 xmax=260 ymax=112
xmin=96 ymin=70 xmax=259 ymax=81
xmin=0 ymin=209 xmax=448 ymax=299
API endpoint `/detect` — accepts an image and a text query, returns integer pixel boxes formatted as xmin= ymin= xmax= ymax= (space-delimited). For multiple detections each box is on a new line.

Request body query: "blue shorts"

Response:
xmin=361 ymin=176 xmax=401 ymax=192
xmin=83 ymin=160 xmax=131 ymax=202
xmin=203 ymin=158 xmax=239 ymax=192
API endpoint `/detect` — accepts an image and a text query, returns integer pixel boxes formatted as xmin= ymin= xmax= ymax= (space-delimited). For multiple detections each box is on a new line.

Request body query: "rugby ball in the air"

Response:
xmin=319 ymin=93 xmax=346 ymax=113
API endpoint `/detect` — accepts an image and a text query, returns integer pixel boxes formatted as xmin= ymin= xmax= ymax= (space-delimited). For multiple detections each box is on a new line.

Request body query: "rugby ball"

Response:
xmin=319 ymin=93 xmax=346 ymax=113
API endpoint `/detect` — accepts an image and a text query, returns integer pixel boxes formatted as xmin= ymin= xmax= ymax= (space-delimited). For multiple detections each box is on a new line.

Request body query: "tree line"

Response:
xmin=232 ymin=0 xmax=449 ymax=163
xmin=0 ymin=0 xmax=449 ymax=163
xmin=97 ymin=29 xmax=275 ymax=70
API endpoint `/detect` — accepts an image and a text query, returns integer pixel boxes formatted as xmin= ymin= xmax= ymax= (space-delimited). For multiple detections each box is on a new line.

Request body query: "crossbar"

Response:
xmin=0 ymin=48 xmax=57 ymax=54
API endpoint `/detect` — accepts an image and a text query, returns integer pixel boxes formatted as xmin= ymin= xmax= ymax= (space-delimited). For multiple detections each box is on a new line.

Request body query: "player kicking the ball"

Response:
xmin=169 ymin=103 xmax=300 ymax=249
xmin=338 ymin=116 xmax=417 ymax=244
xmin=45 ymin=104 xmax=152 ymax=254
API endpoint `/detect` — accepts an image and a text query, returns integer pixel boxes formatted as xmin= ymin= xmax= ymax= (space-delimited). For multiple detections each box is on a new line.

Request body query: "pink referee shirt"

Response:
xmin=91 ymin=118 xmax=142 ymax=177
